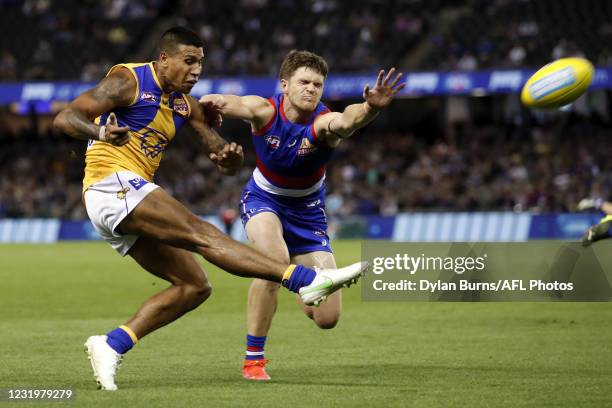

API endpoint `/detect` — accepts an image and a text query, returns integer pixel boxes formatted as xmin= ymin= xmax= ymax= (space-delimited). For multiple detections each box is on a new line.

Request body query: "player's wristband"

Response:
xmin=98 ymin=125 xmax=107 ymax=142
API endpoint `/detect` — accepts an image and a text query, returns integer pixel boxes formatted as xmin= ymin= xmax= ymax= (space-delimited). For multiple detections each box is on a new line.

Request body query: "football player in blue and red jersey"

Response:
xmin=200 ymin=50 xmax=404 ymax=380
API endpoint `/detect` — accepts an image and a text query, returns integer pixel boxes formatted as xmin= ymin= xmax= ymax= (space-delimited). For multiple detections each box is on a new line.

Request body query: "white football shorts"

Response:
xmin=84 ymin=171 xmax=158 ymax=256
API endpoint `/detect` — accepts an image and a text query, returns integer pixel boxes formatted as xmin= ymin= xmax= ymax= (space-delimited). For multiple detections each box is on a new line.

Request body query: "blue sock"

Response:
xmin=106 ymin=326 xmax=136 ymax=355
xmin=282 ymin=265 xmax=316 ymax=293
xmin=245 ymin=334 xmax=266 ymax=361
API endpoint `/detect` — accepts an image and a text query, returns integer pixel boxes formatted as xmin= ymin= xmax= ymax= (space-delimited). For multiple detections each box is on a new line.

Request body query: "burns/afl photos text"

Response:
xmin=372 ymin=279 xmax=574 ymax=292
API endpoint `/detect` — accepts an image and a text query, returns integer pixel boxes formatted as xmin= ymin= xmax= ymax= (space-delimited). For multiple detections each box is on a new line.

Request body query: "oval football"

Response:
xmin=521 ymin=57 xmax=594 ymax=109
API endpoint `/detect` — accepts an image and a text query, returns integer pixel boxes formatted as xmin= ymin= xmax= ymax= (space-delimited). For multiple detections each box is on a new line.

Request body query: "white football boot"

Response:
xmin=84 ymin=335 xmax=122 ymax=391
xmin=299 ymin=261 xmax=368 ymax=306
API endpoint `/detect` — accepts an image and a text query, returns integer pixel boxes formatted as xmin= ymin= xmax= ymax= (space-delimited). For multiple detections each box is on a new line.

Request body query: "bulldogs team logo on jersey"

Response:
xmin=297 ymin=138 xmax=317 ymax=156
xmin=140 ymin=91 xmax=158 ymax=103
xmin=173 ymin=98 xmax=189 ymax=116
xmin=265 ymin=135 xmax=281 ymax=150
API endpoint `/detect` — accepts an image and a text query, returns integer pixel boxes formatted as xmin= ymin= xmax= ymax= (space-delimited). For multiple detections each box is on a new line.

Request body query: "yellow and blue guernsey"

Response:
xmin=83 ymin=62 xmax=191 ymax=191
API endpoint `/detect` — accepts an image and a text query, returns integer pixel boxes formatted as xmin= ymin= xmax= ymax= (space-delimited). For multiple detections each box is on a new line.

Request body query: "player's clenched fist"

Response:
xmin=99 ymin=112 xmax=131 ymax=146
xmin=210 ymin=142 xmax=244 ymax=175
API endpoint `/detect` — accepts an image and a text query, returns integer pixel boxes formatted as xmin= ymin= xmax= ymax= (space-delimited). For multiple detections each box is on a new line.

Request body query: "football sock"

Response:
xmin=245 ymin=334 xmax=266 ymax=361
xmin=106 ymin=325 xmax=138 ymax=354
xmin=281 ymin=265 xmax=316 ymax=293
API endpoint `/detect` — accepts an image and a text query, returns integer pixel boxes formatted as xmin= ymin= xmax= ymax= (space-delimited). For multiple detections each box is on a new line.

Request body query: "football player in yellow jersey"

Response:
xmin=53 ymin=27 xmax=367 ymax=390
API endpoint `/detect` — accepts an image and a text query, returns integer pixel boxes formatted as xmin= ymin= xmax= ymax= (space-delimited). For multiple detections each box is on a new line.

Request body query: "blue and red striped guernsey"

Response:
xmin=250 ymin=94 xmax=334 ymax=196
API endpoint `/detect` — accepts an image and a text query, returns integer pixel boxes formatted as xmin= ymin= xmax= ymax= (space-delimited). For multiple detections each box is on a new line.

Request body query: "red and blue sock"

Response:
xmin=245 ymin=334 xmax=266 ymax=361
xmin=106 ymin=325 xmax=138 ymax=354
xmin=281 ymin=265 xmax=316 ymax=293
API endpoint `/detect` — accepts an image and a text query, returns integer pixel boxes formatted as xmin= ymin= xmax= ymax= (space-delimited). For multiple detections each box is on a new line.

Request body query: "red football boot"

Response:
xmin=242 ymin=359 xmax=271 ymax=381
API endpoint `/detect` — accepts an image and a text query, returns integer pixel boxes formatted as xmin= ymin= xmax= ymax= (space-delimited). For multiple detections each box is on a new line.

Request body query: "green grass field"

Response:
xmin=1 ymin=241 xmax=611 ymax=407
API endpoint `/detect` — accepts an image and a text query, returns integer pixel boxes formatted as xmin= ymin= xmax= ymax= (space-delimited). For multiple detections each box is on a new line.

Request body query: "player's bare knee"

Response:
xmin=196 ymin=281 xmax=213 ymax=303
xmin=182 ymin=281 xmax=212 ymax=309
xmin=197 ymin=281 xmax=213 ymax=303
xmin=312 ymin=309 xmax=341 ymax=329
xmin=314 ymin=315 xmax=339 ymax=330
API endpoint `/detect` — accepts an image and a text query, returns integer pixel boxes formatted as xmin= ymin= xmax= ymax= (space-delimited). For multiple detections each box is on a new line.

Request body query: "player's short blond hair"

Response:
xmin=279 ymin=50 xmax=328 ymax=80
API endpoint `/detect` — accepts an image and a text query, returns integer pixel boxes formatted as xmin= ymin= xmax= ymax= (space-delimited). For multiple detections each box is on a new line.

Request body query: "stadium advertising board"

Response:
xmin=3 ymin=68 xmax=612 ymax=105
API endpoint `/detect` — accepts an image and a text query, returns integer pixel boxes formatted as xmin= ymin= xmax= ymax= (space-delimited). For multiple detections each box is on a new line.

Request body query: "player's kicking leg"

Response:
xmin=119 ymin=187 xmax=365 ymax=302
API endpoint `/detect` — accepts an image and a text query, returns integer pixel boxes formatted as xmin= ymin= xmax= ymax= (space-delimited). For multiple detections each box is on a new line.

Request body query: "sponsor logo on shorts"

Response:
xmin=313 ymin=229 xmax=326 ymax=237
xmin=265 ymin=135 xmax=281 ymax=150
xmin=116 ymin=187 xmax=130 ymax=200
xmin=128 ymin=177 xmax=148 ymax=190
xmin=250 ymin=206 xmax=274 ymax=214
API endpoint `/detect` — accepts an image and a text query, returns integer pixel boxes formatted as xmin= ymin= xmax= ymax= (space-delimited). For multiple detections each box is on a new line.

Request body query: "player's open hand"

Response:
xmin=210 ymin=142 xmax=244 ymax=175
xmin=363 ymin=68 xmax=405 ymax=111
xmin=199 ymin=95 xmax=226 ymax=128
xmin=101 ymin=112 xmax=130 ymax=146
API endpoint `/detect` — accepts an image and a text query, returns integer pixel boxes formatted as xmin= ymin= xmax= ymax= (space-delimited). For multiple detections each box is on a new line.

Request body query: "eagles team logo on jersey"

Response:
xmin=140 ymin=91 xmax=158 ymax=103
xmin=138 ymin=127 xmax=169 ymax=158
xmin=173 ymin=98 xmax=189 ymax=116
xmin=116 ymin=186 xmax=130 ymax=200
xmin=265 ymin=135 xmax=281 ymax=150
xmin=297 ymin=138 xmax=317 ymax=156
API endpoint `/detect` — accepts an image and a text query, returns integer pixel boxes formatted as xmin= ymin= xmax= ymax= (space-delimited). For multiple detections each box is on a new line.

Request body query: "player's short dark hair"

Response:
xmin=279 ymin=50 xmax=328 ymax=80
xmin=159 ymin=27 xmax=203 ymax=55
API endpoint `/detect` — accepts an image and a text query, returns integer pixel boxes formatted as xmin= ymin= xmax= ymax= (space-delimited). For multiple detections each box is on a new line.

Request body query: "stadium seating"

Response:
xmin=2 ymin=0 xmax=610 ymax=80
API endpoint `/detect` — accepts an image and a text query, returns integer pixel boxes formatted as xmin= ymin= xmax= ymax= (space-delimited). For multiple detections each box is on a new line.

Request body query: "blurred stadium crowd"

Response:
xmin=1 ymin=0 xmax=611 ymax=80
xmin=1 ymin=0 xmax=612 ymax=219
xmin=1 ymin=112 xmax=610 ymax=219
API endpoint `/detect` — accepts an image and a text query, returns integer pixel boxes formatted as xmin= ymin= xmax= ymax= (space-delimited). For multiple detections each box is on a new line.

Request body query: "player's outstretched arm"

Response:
xmin=198 ymin=94 xmax=275 ymax=130
xmin=53 ymin=68 xmax=135 ymax=146
xmin=187 ymin=95 xmax=244 ymax=176
xmin=314 ymin=67 xmax=405 ymax=145
xmin=577 ymin=197 xmax=612 ymax=215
